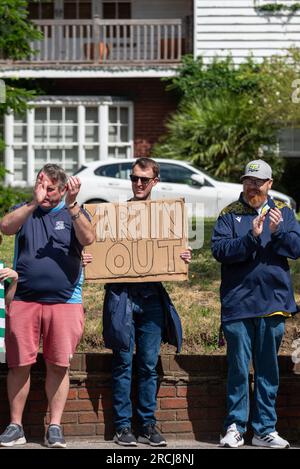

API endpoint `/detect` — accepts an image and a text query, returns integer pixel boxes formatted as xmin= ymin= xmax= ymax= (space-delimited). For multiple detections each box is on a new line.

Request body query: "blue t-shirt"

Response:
xmin=13 ymin=201 xmax=88 ymax=303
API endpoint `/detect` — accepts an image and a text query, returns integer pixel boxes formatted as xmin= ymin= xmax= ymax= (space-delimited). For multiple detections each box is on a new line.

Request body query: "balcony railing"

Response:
xmin=20 ymin=18 xmax=185 ymax=64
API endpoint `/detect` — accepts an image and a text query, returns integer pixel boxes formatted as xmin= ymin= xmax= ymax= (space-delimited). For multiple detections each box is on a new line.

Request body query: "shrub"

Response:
xmin=0 ymin=167 xmax=31 ymax=216
xmin=153 ymin=51 xmax=300 ymax=184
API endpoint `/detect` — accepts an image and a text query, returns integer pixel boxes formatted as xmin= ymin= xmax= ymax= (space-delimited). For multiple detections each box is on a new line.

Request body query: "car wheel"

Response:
xmin=85 ymin=199 xmax=107 ymax=204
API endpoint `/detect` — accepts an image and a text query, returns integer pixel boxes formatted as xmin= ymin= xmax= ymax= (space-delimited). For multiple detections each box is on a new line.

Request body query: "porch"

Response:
xmin=2 ymin=18 xmax=192 ymax=65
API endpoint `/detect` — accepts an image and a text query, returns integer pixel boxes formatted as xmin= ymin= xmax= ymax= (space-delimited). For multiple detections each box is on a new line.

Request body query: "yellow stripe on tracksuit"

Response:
xmin=262 ymin=311 xmax=292 ymax=318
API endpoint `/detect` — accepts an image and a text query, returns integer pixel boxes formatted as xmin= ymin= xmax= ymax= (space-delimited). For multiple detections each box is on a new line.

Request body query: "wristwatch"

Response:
xmin=71 ymin=211 xmax=81 ymax=221
xmin=68 ymin=201 xmax=78 ymax=209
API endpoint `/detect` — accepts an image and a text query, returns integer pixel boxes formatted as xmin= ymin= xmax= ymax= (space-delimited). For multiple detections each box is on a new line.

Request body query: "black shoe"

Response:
xmin=138 ymin=424 xmax=167 ymax=446
xmin=44 ymin=424 xmax=66 ymax=448
xmin=114 ymin=427 xmax=137 ymax=446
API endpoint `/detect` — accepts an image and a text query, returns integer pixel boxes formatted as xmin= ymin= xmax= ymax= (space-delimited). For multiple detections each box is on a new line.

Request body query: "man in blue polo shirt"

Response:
xmin=212 ymin=159 xmax=300 ymax=449
xmin=0 ymin=164 xmax=94 ymax=448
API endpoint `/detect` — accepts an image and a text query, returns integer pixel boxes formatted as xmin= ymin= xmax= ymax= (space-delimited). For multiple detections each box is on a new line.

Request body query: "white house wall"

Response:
xmin=195 ymin=0 xmax=300 ymax=63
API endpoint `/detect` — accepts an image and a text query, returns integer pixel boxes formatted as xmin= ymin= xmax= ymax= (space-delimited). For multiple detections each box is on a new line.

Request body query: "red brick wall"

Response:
xmin=0 ymin=353 xmax=299 ymax=442
xmin=40 ymin=78 xmax=178 ymax=157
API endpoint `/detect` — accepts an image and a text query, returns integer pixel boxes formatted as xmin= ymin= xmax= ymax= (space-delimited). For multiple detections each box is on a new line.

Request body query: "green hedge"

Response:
xmin=0 ymin=185 xmax=32 ymax=217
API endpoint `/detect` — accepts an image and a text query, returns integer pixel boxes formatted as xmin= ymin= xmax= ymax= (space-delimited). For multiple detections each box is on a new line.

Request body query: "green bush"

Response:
xmin=153 ymin=52 xmax=300 ymax=185
xmin=0 ymin=166 xmax=31 ymax=216
xmin=152 ymin=92 xmax=282 ymax=181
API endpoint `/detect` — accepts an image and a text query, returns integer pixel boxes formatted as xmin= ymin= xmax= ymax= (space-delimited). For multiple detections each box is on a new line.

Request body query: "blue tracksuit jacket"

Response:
xmin=211 ymin=194 xmax=300 ymax=322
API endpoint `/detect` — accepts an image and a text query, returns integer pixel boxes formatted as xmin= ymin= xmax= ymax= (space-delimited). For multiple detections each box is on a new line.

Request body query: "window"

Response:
xmin=108 ymin=107 xmax=131 ymax=158
xmin=63 ymin=0 xmax=92 ymax=38
xmin=64 ymin=0 xmax=92 ymax=19
xmin=4 ymin=98 xmax=133 ymax=186
xmin=29 ymin=0 xmax=92 ymax=20
xmin=33 ymin=106 xmax=78 ymax=174
xmin=95 ymin=162 xmax=132 ymax=179
xmin=159 ymin=164 xmax=195 ymax=185
xmin=102 ymin=2 xmax=131 ymax=19
xmin=103 ymin=2 xmax=131 ymax=39
xmin=28 ymin=1 xmax=54 ymax=19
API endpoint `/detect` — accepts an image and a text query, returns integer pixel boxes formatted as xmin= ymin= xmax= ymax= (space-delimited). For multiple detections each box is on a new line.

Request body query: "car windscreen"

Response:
xmin=73 ymin=165 xmax=87 ymax=175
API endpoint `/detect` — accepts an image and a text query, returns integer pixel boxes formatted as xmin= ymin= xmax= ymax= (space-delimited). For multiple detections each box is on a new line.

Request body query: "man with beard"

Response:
xmin=211 ymin=159 xmax=300 ymax=449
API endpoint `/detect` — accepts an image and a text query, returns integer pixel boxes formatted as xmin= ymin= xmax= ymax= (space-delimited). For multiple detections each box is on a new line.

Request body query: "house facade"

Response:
xmin=1 ymin=0 xmax=193 ymax=186
xmin=0 ymin=0 xmax=300 ymax=187
xmin=195 ymin=0 xmax=300 ymax=63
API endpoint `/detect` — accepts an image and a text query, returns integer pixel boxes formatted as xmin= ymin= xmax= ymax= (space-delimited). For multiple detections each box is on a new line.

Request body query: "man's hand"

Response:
xmin=33 ymin=172 xmax=48 ymax=206
xmin=252 ymin=214 xmax=266 ymax=238
xmin=180 ymin=247 xmax=192 ymax=264
xmin=269 ymin=208 xmax=283 ymax=234
xmin=82 ymin=252 xmax=93 ymax=267
xmin=65 ymin=176 xmax=81 ymax=207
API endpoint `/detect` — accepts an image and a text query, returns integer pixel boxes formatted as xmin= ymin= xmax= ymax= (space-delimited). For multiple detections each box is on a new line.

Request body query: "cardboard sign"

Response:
xmin=84 ymin=199 xmax=188 ymax=283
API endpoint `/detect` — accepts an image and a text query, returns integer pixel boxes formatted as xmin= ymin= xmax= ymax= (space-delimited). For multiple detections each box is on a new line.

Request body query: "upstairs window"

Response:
xmin=28 ymin=0 xmax=55 ymax=19
xmin=102 ymin=2 xmax=131 ymax=19
xmin=102 ymin=1 xmax=131 ymax=39
xmin=64 ymin=0 xmax=92 ymax=19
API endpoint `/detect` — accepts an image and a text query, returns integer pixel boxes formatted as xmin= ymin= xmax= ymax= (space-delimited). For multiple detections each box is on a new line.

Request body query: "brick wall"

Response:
xmin=0 ymin=353 xmax=299 ymax=442
xmin=40 ymin=77 xmax=178 ymax=157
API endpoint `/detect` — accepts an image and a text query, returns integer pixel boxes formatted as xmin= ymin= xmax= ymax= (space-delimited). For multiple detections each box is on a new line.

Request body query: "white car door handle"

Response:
xmin=108 ymin=182 xmax=120 ymax=186
xmin=160 ymin=186 xmax=172 ymax=190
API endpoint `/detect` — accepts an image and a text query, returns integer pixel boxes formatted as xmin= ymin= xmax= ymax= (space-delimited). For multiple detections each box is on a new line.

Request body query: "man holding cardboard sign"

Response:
xmin=97 ymin=158 xmax=191 ymax=446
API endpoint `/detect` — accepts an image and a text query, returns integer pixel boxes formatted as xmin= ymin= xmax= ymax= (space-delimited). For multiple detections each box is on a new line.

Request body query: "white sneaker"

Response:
xmin=220 ymin=423 xmax=244 ymax=448
xmin=252 ymin=431 xmax=290 ymax=448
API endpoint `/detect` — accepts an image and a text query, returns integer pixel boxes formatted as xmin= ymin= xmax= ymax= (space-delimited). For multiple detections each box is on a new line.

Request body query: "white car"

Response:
xmin=74 ymin=158 xmax=296 ymax=218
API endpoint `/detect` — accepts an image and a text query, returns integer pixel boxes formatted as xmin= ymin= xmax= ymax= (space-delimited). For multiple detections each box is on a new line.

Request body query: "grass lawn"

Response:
xmin=2 ymin=219 xmax=300 ymax=355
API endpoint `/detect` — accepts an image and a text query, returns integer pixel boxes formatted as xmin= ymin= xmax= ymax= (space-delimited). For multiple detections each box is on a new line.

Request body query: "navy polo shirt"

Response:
xmin=13 ymin=201 xmax=86 ymax=303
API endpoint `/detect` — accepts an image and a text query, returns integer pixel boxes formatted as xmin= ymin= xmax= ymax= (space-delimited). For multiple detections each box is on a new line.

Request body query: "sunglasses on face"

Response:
xmin=243 ymin=177 xmax=269 ymax=187
xmin=130 ymin=174 xmax=156 ymax=185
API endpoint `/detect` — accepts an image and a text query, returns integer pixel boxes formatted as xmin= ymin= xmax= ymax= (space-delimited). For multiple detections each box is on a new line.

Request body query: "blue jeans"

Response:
xmin=222 ymin=316 xmax=285 ymax=436
xmin=112 ymin=293 xmax=165 ymax=431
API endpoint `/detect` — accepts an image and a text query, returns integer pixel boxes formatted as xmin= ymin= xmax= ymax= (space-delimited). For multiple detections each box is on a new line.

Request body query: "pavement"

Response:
xmin=1 ymin=437 xmax=299 ymax=449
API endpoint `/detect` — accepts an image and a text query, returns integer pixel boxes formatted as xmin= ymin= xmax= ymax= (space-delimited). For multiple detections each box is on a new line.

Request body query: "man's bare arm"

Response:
xmin=0 ymin=201 xmax=38 ymax=235
xmin=0 ymin=172 xmax=48 ymax=235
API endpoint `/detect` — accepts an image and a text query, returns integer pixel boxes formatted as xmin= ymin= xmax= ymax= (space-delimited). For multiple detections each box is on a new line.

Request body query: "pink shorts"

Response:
xmin=6 ymin=301 xmax=85 ymax=368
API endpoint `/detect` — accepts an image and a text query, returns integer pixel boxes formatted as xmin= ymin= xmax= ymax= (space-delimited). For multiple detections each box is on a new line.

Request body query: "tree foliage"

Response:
xmin=0 ymin=0 xmax=42 ymax=202
xmin=153 ymin=93 xmax=280 ymax=180
xmin=0 ymin=169 xmax=30 ymax=216
xmin=0 ymin=0 xmax=42 ymax=60
xmin=0 ymin=0 xmax=42 ymax=116
xmin=153 ymin=51 xmax=300 ymax=182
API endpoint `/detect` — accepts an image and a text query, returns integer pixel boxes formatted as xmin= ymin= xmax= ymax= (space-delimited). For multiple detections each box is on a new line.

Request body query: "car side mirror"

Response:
xmin=190 ymin=174 xmax=205 ymax=187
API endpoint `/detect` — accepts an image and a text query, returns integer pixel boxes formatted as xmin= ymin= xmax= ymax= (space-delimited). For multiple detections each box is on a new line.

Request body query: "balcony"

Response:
xmin=4 ymin=18 xmax=190 ymax=65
